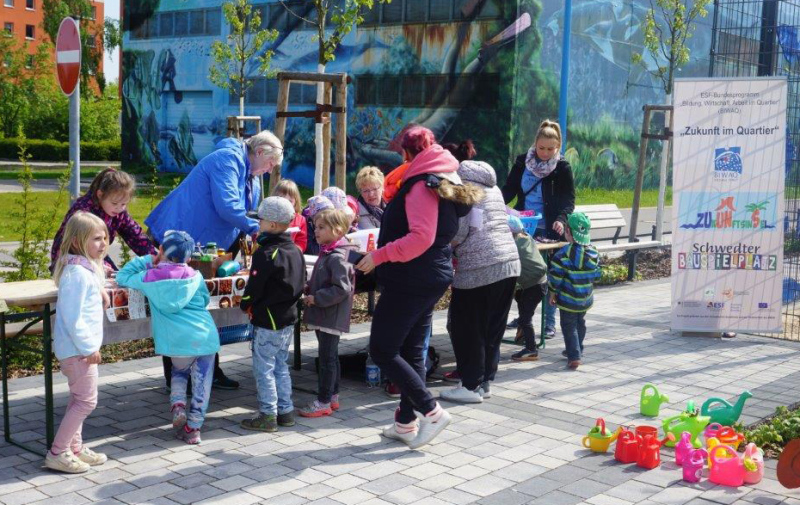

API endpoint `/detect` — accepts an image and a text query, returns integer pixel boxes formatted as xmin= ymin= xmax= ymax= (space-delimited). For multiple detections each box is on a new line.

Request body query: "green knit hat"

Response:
xmin=567 ymin=212 xmax=591 ymax=245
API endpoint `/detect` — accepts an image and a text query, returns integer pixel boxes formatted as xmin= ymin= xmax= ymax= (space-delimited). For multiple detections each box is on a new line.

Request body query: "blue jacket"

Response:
xmin=145 ymin=138 xmax=262 ymax=250
xmin=116 ymin=255 xmax=220 ymax=357
xmin=548 ymin=243 xmax=601 ymax=313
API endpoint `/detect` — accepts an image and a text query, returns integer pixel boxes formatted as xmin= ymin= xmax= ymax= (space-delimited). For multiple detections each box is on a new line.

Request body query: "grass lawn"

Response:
xmin=0 ymin=186 xmax=673 ymax=242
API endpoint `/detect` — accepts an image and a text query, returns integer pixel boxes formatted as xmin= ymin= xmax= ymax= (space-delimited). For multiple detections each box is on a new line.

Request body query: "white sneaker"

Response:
xmin=382 ymin=423 xmax=418 ymax=445
xmin=74 ymin=446 xmax=107 ymax=466
xmin=479 ymin=381 xmax=491 ymax=399
xmin=409 ymin=404 xmax=451 ymax=450
xmin=44 ymin=450 xmax=90 ymax=474
xmin=440 ymin=385 xmax=483 ymax=404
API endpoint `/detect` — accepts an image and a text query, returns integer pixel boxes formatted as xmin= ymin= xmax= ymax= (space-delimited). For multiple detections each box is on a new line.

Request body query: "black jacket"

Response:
xmin=240 ymin=232 xmax=306 ymax=330
xmin=501 ymin=154 xmax=575 ymax=240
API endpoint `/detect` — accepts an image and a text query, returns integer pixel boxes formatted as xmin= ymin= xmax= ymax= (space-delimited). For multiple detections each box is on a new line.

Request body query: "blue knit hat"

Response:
xmin=161 ymin=230 xmax=195 ymax=263
xmin=507 ymin=215 xmax=524 ymax=234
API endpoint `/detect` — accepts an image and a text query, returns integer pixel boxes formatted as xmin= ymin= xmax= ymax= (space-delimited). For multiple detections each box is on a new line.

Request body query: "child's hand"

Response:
xmin=549 ymin=292 xmax=557 ymax=306
xmin=553 ymin=221 xmax=565 ymax=236
xmin=151 ymin=253 xmax=162 ymax=266
xmin=82 ymin=351 xmax=102 ymax=365
xmin=101 ymin=289 xmax=111 ymax=310
xmin=304 ymin=295 xmax=315 ymax=307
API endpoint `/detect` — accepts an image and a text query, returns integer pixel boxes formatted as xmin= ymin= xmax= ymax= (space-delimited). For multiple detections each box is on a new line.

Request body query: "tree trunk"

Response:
xmin=655 ymin=92 xmax=672 ymax=242
xmin=314 ymin=62 xmax=325 ymax=194
xmin=239 ymin=95 xmax=244 ymax=118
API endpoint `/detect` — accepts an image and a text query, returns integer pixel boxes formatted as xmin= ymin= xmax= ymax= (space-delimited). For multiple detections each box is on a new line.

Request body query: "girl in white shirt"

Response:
xmin=47 ymin=211 xmax=110 ymax=474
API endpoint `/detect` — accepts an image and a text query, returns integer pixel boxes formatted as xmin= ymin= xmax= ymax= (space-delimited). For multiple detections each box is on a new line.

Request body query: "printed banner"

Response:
xmin=672 ymin=78 xmax=786 ymax=332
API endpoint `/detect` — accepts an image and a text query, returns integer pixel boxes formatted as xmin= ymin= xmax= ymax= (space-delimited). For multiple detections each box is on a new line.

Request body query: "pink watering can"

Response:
xmin=704 ymin=422 xmax=724 ymax=442
xmin=675 ymin=432 xmax=694 ymax=466
xmin=742 ymin=443 xmax=764 ymax=485
xmin=709 ymin=445 xmax=744 ymax=487
xmin=682 ymin=448 xmax=708 ymax=483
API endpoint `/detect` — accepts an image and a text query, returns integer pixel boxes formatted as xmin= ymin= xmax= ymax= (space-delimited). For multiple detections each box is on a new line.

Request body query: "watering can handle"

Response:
xmin=710 ymin=444 xmax=737 ymax=463
xmin=706 ymin=422 xmax=723 ymax=433
xmin=595 ymin=418 xmax=606 ymax=435
xmin=582 ymin=436 xmax=591 ymax=449
xmin=718 ymin=427 xmax=736 ymax=439
xmin=744 ymin=443 xmax=762 ymax=459
xmin=641 ymin=384 xmax=656 ymax=398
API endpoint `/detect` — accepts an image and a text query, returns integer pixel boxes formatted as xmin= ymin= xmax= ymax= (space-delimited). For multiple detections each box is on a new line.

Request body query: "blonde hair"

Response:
xmin=356 ymin=166 xmax=384 ymax=192
xmin=272 ymin=179 xmax=302 ymax=213
xmin=534 ymin=119 xmax=562 ymax=147
xmin=246 ymin=130 xmax=284 ymax=166
xmin=53 ymin=212 xmax=108 ymax=286
xmin=88 ymin=168 xmax=136 ymax=205
xmin=313 ymin=209 xmax=351 ymax=239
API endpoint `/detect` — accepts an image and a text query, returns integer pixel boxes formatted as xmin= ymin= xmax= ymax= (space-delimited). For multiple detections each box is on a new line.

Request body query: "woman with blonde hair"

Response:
xmin=355 ymin=166 xmax=386 ymax=229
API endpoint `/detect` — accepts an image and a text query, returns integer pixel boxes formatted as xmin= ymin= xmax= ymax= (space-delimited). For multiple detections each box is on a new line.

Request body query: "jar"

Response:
xmin=205 ymin=242 xmax=217 ymax=255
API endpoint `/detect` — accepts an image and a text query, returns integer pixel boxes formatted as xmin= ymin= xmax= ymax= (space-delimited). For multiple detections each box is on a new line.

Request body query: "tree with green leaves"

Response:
xmin=0 ymin=34 xmax=53 ymax=138
xmin=41 ymin=0 xmax=121 ymax=94
xmin=280 ymin=0 xmax=388 ymax=193
xmin=210 ymin=0 xmax=279 ymax=117
xmin=632 ymin=0 xmax=711 ymax=96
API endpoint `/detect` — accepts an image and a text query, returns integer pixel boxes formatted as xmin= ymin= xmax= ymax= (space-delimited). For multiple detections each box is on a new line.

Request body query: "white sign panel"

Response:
xmin=672 ymin=78 xmax=786 ymax=333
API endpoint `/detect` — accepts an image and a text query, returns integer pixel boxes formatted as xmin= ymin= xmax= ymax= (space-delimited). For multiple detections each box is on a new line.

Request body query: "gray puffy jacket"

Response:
xmin=451 ymin=160 xmax=521 ymax=289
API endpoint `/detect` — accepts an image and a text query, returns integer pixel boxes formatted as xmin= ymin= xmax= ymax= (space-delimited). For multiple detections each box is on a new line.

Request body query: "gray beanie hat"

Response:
xmin=258 ymin=196 xmax=295 ymax=224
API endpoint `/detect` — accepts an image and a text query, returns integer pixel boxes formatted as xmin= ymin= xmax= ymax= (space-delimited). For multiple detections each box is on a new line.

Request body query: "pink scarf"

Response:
xmin=319 ymin=237 xmax=347 ymax=255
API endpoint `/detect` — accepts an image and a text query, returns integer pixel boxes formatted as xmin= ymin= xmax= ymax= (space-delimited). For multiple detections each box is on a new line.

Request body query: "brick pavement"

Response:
xmin=2 ymin=278 xmax=800 ymax=504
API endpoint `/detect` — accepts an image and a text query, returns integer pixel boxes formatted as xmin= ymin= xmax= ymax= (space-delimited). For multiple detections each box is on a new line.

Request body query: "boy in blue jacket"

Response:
xmin=117 ymin=230 xmax=220 ymax=444
xmin=548 ymin=213 xmax=600 ymax=370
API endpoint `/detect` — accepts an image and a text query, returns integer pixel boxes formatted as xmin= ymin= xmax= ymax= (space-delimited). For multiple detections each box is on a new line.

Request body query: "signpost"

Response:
xmin=56 ymin=17 xmax=81 ymax=201
xmin=671 ymin=77 xmax=787 ymax=333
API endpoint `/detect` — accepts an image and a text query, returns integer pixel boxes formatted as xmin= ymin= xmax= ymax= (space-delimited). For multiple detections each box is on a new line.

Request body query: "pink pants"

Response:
xmin=51 ymin=356 xmax=98 ymax=454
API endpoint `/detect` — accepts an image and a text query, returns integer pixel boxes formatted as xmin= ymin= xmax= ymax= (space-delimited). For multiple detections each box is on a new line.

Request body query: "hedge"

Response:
xmin=0 ymin=138 xmax=121 ymax=162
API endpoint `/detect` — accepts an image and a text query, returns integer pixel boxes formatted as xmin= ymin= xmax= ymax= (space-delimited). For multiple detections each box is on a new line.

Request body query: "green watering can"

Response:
xmin=640 ymin=384 xmax=669 ymax=417
xmin=701 ymin=391 xmax=753 ymax=427
xmin=662 ymin=401 xmax=710 ymax=448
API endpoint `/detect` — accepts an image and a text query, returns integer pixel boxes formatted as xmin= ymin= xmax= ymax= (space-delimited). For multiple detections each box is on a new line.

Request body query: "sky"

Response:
xmin=103 ymin=0 xmax=120 ymax=84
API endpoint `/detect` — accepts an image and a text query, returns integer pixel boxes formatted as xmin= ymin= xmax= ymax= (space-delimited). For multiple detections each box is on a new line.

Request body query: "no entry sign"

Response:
xmin=56 ymin=17 xmax=81 ymax=96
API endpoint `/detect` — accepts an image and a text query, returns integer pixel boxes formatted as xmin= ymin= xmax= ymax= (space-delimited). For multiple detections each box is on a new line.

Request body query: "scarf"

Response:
xmin=66 ymin=254 xmax=97 ymax=273
xmin=357 ymin=195 xmax=385 ymax=224
xmin=320 ymin=237 xmax=347 ymax=256
xmin=525 ymin=148 xmax=561 ymax=179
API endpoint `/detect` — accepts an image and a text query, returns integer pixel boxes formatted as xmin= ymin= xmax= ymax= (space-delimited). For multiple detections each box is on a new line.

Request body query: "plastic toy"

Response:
xmin=583 ymin=418 xmax=622 ymax=453
xmin=704 ymin=422 xmax=724 ymax=441
xmin=663 ymin=402 xmax=710 ymax=448
xmin=682 ymin=448 xmax=708 ymax=483
xmin=777 ymin=438 xmax=800 ymax=488
xmin=706 ymin=438 xmax=734 ymax=468
xmin=675 ymin=432 xmax=694 ymax=466
xmin=709 ymin=445 xmax=744 ymax=487
xmin=743 ymin=443 xmax=764 ymax=485
xmin=701 ymin=391 xmax=753 ymax=426
xmin=637 ymin=432 xmax=675 ymax=470
xmin=716 ymin=427 xmax=745 ymax=450
xmin=615 ymin=427 xmax=639 ymax=463
xmin=640 ymin=384 xmax=669 ymax=417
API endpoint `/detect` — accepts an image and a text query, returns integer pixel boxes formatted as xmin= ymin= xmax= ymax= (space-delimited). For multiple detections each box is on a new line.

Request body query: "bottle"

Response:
xmin=366 ymin=233 xmax=376 ymax=252
xmin=365 ymin=353 xmax=380 ymax=388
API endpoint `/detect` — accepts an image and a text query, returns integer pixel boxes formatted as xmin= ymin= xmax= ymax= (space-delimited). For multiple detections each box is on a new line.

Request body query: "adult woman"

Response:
xmin=502 ymin=120 xmax=575 ymax=337
xmin=355 ymin=166 xmax=385 ymax=229
xmin=440 ymin=142 xmax=520 ymax=404
xmin=356 ymin=126 xmax=480 ymax=449
xmin=145 ymin=130 xmax=284 ymax=390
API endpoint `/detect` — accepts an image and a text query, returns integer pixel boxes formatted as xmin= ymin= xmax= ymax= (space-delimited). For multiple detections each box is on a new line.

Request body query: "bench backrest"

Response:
xmin=574 ymin=204 xmax=626 ymax=231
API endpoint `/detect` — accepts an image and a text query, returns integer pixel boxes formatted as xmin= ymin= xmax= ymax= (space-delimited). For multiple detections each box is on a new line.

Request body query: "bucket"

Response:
xmin=518 ymin=213 xmax=542 ymax=235
xmin=346 ymin=228 xmax=379 ymax=252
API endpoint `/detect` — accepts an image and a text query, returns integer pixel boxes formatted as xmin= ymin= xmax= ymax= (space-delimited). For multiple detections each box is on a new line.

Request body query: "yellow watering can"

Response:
xmin=582 ymin=418 xmax=622 ymax=453
xmin=640 ymin=384 xmax=669 ymax=417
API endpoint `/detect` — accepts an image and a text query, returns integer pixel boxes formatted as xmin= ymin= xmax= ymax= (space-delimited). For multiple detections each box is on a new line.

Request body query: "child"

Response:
xmin=116 ymin=230 xmax=220 ymax=444
xmin=48 ymin=211 xmax=110 ymax=473
xmin=240 ymin=197 xmax=306 ymax=432
xmin=50 ymin=168 xmax=157 ymax=273
xmin=299 ymin=209 xmax=357 ymax=418
xmin=507 ymin=216 xmax=549 ymax=362
xmin=302 ymin=195 xmax=334 ymax=255
xmin=548 ymin=212 xmax=600 ymax=370
xmin=272 ymin=179 xmax=308 ymax=253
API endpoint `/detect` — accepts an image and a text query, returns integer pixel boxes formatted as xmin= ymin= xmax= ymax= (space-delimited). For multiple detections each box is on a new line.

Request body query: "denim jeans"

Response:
xmin=316 ymin=330 xmax=340 ymax=404
xmin=252 ymin=325 xmax=294 ymax=416
xmin=560 ymin=309 xmax=587 ymax=362
xmin=170 ymin=355 xmax=214 ymax=430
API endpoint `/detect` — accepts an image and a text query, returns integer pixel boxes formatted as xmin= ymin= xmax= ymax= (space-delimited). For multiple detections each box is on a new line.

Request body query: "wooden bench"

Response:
xmin=575 ymin=204 xmax=663 ymax=279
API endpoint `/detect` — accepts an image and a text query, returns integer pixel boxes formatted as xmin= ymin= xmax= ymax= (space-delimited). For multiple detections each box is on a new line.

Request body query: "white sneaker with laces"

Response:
xmin=44 ymin=450 xmax=90 ymax=474
xmin=409 ymin=404 xmax=451 ymax=450
xmin=440 ymin=385 xmax=483 ymax=404
xmin=382 ymin=422 xmax=418 ymax=445
xmin=74 ymin=446 xmax=107 ymax=466
xmin=479 ymin=381 xmax=491 ymax=399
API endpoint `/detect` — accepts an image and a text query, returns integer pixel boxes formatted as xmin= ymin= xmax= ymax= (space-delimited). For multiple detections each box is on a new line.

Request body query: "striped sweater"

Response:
xmin=548 ymin=243 xmax=601 ymax=313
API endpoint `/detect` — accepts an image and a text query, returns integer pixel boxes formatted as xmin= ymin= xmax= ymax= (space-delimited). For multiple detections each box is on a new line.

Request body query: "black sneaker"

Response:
xmin=511 ymin=349 xmax=539 ymax=362
xmin=506 ymin=318 xmax=519 ymax=329
xmin=277 ymin=410 xmax=296 ymax=427
xmin=212 ymin=375 xmax=240 ymax=390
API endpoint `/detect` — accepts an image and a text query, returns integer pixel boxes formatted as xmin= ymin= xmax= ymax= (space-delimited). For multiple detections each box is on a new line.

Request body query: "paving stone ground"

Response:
xmin=2 ymin=278 xmax=800 ymax=505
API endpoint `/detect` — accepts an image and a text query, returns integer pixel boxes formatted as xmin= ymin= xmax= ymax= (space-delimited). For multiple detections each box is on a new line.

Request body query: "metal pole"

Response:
xmin=558 ymin=0 xmax=572 ymax=152
xmin=69 ymin=81 xmax=80 ymax=202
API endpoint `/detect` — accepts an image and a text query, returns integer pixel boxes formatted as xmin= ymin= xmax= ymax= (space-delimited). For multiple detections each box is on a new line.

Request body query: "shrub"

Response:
xmin=0 ymin=138 xmax=120 ymax=161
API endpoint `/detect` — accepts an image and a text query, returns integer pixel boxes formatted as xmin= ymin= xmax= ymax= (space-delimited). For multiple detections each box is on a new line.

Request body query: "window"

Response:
xmin=86 ymin=35 xmax=96 ymax=47
xmin=90 ymin=5 xmax=96 ymax=19
xmin=159 ymin=12 xmax=173 ymax=37
xmin=3 ymin=22 xmax=12 ymax=33
xmin=229 ymin=78 xmax=312 ymax=106
xmin=357 ymin=75 xmax=377 ymax=104
xmin=406 ymin=0 xmax=427 ymax=23
xmin=25 ymin=0 xmax=33 ymax=9
xmin=174 ymin=11 xmax=188 ymax=36
xmin=25 ymin=24 xmax=34 ymax=39
xmin=131 ymin=8 xmax=221 ymax=39
xmin=382 ymin=1 xmax=403 ymax=23
xmin=25 ymin=54 xmax=33 ymax=68
xmin=3 ymin=0 xmax=13 ymax=7
xmin=356 ymin=73 xmax=499 ymax=109
xmin=377 ymin=76 xmax=400 ymax=105
xmin=401 ymin=75 xmax=424 ymax=106
xmin=246 ymin=78 xmax=266 ymax=105
xmin=205 ymin=8 xmax=220 ymax=35
xmin=424 ymin=75 xmax=447 ymax=106
xmin=360 ymin=4 xmax=379 ymax=26
xmin=189 ymin=10 xmax=205 ymax=35
xmin=429 ymin=0 xmax=450 ymax=21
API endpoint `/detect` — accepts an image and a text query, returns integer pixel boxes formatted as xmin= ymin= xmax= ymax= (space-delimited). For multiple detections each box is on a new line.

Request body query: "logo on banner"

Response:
xmin=680 ymin=195 xmax=776 ymax=230
xmin=706 ymin=302 xmax=725 ymax=310
xmin=758 ymin=302 xmax=769 ymax=309
xmin=714 ymin=147 xmax=743 ymax=181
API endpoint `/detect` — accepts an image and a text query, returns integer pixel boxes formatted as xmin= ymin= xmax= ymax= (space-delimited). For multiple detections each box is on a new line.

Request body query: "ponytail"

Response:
xmin=534 ymin=120 xmax=562 ymax=147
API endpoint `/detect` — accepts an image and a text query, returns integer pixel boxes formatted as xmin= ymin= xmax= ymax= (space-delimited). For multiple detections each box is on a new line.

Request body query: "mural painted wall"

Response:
xmin=122 ymin=0 xmax=717 ymax=190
